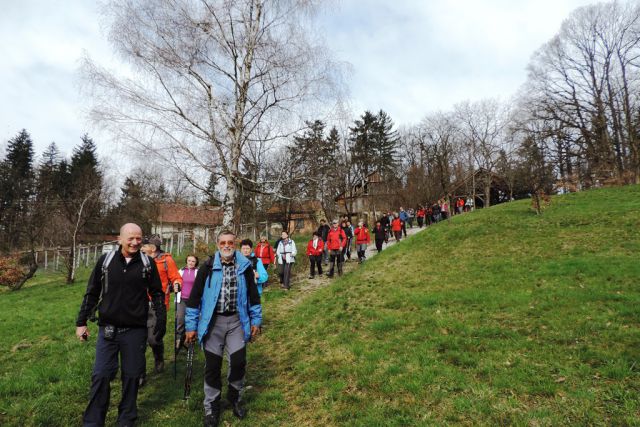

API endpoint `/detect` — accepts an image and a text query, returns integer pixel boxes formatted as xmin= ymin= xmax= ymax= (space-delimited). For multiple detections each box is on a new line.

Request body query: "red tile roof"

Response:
xmin=156 ymin=204 xmax=222 ymax=226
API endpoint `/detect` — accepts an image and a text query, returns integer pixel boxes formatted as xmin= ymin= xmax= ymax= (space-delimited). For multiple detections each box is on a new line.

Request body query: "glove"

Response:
xmin=152 ymin=299 xmax=167 ymax=340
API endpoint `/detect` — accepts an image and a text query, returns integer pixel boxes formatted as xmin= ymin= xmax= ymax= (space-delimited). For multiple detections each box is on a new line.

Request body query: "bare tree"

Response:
xmin=525 ymin=1 xmax=640 ymax=184
xmin=454 ymin=99 xmax=509 ymax=207
xmin=83 ymin=0 xmax=341 ymax=230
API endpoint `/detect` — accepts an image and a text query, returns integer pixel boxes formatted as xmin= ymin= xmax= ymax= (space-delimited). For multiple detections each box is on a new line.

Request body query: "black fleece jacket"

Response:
xmin=76 ymin=248 xmax=164 ymax=328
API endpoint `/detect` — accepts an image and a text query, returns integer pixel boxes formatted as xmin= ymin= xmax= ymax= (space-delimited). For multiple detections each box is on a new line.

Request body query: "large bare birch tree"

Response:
xmin=83 ymin=0 xmax=338 ymax=229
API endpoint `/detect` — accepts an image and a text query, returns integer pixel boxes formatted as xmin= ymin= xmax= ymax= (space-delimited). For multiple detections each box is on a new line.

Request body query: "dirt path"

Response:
xmin=263 ymin=224 xmax=427 ymax=311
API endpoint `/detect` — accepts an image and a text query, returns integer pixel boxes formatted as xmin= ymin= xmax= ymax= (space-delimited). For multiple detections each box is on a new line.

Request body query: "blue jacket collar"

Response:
xmin=212 ymin=250 xmax=251 ymax=274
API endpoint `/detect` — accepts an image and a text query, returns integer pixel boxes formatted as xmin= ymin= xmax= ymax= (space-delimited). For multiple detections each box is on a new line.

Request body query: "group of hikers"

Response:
xmin=73 ymin=200 xmax=472 ymax=426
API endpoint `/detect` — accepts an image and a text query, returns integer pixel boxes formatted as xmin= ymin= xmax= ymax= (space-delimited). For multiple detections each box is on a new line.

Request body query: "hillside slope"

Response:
xmin=248 ymin=186 xmax=640 ymax=426
xmin=0 ymin=186 xmax=638 ymax=426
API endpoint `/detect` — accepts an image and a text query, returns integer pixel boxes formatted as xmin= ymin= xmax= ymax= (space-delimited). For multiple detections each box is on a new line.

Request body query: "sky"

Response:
xmin=0 ymin=0 xmax=597 ymax=159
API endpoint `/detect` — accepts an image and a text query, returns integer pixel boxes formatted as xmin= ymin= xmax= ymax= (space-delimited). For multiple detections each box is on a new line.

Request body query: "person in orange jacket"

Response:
xmin=141 ymin=235 xmax=182 ymax=379
xmin=353 ymin=220 xmax=371 ymax=263
xmin=391 ymin=213 xmax=403 ymax=242
xmin=306 ymin=231 xmax=324 ymax=279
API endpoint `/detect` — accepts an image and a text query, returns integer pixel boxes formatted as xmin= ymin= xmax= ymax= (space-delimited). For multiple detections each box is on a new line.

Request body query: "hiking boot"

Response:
xmin=308 ymin=275 xmax=314 ymax=279
xmin=204 ymin=402 xmax=220 ymax=427
xmin=229 ymin=400 xmax=247 ymax=419
xmin=154 ymin=360 xmax=165 ymax=373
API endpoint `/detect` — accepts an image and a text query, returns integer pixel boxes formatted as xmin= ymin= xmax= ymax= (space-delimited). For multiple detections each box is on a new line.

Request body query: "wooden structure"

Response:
xmin=335 ymin=171 xmax=395 ymax=222
xmin=152 ymin=203 xmax=222 ymax=243
xmin=266 ymin=200 xmax=323 ymax=235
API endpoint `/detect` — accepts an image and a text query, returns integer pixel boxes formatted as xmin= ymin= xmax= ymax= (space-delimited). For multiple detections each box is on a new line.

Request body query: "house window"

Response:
xmin=295 ymin=219 xmax=305 ymax=230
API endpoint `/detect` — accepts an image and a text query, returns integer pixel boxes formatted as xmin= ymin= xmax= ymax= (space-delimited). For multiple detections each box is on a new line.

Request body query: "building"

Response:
xmin=266 ymin=200 xmax=323 ymax=235
xmin=335 ymin=171 xmax=394 ymax=223
xmin=151 ymin=203 xmax=222 ymax=244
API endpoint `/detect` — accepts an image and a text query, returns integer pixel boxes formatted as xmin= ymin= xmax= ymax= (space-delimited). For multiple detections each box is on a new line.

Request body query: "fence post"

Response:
xmin=44 ymin=250 xmax=48 ymax=270
xmin=56 ymin=250 xmax=60 ymax=271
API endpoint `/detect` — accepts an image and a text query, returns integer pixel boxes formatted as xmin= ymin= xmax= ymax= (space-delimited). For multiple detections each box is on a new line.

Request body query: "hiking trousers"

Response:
xmin=83 ymin=326 xmax=146 ymax=426
xmin=328 ymin=250 xmax=343 ymax=276
xmin=146 ymin=302 xmax=165 ymax=362
xmin=309 ymin=255 xmax=322 ymax=276
xmin=203 ymin=313 xmax=246 ymax=414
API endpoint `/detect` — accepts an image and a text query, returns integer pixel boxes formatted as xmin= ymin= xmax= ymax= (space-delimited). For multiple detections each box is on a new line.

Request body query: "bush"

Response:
xmin=0 ymin=254 xmax=33 ymax=290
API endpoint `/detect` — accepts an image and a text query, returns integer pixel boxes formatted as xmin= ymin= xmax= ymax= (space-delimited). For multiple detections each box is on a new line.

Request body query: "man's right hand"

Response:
xmin=184 ymin=331 xmax=197 ymax=345
xmin=76 ymin=326 xmax=89 ymax=341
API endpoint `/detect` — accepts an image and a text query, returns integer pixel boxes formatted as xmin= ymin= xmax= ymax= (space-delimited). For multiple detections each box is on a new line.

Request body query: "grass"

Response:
xmin=1 ymin=186 xmax=639 ymax=426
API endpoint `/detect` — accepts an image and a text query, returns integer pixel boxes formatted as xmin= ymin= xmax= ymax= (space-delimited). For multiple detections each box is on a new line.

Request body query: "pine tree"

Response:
xmin=349 ymin=111 xmax=378 ymax=181
xmin=0 ymin=129 xmax=36 ymax=251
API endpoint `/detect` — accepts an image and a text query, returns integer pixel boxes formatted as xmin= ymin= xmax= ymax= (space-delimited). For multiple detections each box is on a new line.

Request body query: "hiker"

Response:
xmin=184 ymin=229 xmax=262 ymax=427
xmin=379 ymin=213 xmax=390 ymax=243
xmin=456 ymin=197 xmax=464 ymax=214
xmin=326 ymin=219 xmax=346 ymax=277
xmin=465 ymin=196 xmax=474 ymax=212
xmin=140 ymin=235 xmax=182 ymax=379
xmin=399 ymin=207 xmax=409 ymax=237
xmin=391 ymin=212 xmax=403 ymax=241
xmin=254 ymin=236 xmax=275 ymax=273
xmin=341 ymin=220 xmax=354 ymax=261
xmin=240 ymin=239 xmax=268 ymax=296
xmin=317 ymin=219 xmax=331 ymax=265
xmin=432 ymin=202 xmax=441 ymax=223
xmin=373 ymin=220 xmax=385 ymax=252
xmin=276 ymin=231 xmax=297 ymax=290
xmin=416 ymin=205 xmax=426 ymax=228
xmin=306 ymin=231 xmax=324 ymax=279
xmin=441 ymin=198 xmax=450 ymax=220
xmin=353 ymin=220 xmax=371 ymax=263
xmin=407 ymin=207 xmax=415 ymax=228
xmin=177 ymin=254 xmax=199 ymax=353
xmin=76 ymin=223 xmax=165 ymax=427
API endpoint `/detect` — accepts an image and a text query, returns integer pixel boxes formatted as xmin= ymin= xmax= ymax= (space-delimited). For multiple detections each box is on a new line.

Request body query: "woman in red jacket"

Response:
xmin=305 ymin=231 xmax=324 ymax=278
xmin=353 ymin=221 xmax=371 ymax=263
xmin=255 ymin=236 xmax=275 ymax=271
xmin=391 ymin=213 xmax=403 ymax=242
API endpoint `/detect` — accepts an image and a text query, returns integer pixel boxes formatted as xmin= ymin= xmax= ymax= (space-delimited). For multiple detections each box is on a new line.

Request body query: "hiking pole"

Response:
xmin=174 ymin=283 xmax=180 ymax=380
xmin=183 ymin=343 xmax=194 ymax=400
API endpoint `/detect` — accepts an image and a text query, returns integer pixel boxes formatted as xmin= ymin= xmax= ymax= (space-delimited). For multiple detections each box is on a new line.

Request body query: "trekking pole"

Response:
xmin=183 ymin=343 xmax=195 ymax=400
xmin=174 ymin=284 xmax=180 ymax=380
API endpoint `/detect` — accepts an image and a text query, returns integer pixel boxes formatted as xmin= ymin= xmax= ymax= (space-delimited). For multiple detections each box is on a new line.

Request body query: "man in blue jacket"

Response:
xmin=184 ymin=230 xmax=262 ymax=427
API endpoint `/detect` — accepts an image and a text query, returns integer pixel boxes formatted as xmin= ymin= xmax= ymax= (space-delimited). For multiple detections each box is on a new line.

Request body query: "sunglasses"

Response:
xmin=219 ymin=240 xmax=235 ymax=246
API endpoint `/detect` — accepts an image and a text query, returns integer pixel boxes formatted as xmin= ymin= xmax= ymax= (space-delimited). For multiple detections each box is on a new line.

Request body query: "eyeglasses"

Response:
xmin=219 ymin=240 xmax=235 ymax=246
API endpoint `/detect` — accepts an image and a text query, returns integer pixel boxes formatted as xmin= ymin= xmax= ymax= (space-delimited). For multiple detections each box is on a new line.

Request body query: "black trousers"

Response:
xmin=309 ymin=255 xmax=322 ymax=276
xmin=328 ymin=250 xmax=343 ymax=275
xmin=401 ymin=222 xmax=407 ymax=237
xmin=375 ymin=238 xmax=384 ymax=252
xmin=417 ymin=217 xmax=424 ymax=228
xmin=83 ymin=326 xmax=146 ymax=426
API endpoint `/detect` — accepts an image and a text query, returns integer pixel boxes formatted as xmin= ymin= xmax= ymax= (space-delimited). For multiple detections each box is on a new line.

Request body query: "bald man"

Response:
xmin=76 ymin=223 xmax=165 ymax=427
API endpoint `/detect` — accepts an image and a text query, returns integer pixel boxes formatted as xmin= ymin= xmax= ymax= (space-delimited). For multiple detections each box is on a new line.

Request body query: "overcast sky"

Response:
xmin=1 ymin=0 xmax=597 ymax=159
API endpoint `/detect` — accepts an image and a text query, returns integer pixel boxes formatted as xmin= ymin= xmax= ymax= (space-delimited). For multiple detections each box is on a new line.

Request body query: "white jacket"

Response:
xmin=276 ymin=239 xmax=297 ymax=264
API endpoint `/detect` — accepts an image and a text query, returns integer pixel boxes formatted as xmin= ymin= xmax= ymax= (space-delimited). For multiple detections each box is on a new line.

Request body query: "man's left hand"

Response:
xmin=250 ymin=326 xmax=261 ymax=339
xmin=173 ymin=282 xmax=181 ymax=293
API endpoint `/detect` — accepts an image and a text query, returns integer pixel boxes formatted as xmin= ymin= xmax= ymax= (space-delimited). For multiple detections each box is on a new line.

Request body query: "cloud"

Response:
xmin=1 ymin=0 xmax=598 ymax=159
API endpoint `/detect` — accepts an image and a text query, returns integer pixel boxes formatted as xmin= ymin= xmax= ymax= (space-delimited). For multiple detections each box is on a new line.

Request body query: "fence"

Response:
xmin=28 ymin=241 xmax=118 ymax=273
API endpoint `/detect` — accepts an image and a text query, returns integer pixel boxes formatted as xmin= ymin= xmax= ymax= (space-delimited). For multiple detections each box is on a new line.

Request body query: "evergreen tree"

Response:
xmin=373 ymin=110 xmax=399 ymax=175
xmin=0 ymin=129 xmax=36 ymax=251
xmin=349 ymin=111 xmax=378 ymax=181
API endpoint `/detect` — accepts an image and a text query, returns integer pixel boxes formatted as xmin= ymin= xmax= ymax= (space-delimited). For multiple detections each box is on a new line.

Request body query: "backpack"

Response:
xmin=89 ymin=250 xmax=152 ymax=322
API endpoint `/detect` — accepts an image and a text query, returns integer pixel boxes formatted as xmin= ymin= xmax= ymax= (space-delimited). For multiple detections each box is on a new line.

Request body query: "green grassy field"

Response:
xmin=1 ymin=186 xmax=639 ymax=426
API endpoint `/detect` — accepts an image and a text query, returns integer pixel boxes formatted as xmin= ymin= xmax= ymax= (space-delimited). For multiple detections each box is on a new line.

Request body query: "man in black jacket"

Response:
xmin=76 ymin=223 xmax=165 ymax=427
xmin=317 ymin=218 xmax=330 ymax=265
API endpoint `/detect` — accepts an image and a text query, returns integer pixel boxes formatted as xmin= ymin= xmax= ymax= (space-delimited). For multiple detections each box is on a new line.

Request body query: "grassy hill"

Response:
xmin=1 ymin=186 xmax=639 ymax=426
